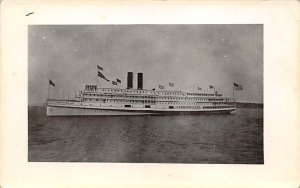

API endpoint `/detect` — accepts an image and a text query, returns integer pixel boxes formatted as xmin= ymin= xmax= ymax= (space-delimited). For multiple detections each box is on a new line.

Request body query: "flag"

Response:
xmin=233 ymin=83 xmax=243 ymax=90
xmin=112 ymin=81 xmax=117 ymax=85
xmin=97 ymin=71 xmax=106 ymax=79
xmin=97 ymin=71 xmax=110 ymax=82
xmin=97 ymin=65 xmax=103 ymax=71
xmin=152 ymin=88 xmax=155 ymax=91
xmin=197 ymin=87 xmax=202 ymax=90
xmin=116 ymin=78 xmax=121 ymax=83
xmin=169 ymin=82 xmax=175 ymax=87
xmin=159 ymin=85 xmax=164 ymax=89
xmin=49 ymin=79 xmax=56 ymax=87
xmin=209 ymin=85 xmax=214 ymax=89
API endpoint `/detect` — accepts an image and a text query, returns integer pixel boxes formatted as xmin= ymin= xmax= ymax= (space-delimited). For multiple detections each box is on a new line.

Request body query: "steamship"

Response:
xmin=47 ymin=72 xmax=237 ymax=116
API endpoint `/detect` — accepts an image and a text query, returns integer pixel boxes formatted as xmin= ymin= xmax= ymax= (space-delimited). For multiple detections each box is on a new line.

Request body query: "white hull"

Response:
xmin=47 ymin=105 xmax=156 ymax=116
xmin=47 ymin=105 xmax=237 ymax=116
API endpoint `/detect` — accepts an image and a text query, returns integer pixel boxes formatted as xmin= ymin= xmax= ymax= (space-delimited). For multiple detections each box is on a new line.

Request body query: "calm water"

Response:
xmin=28 ymin=106 xmax=263 ymax=163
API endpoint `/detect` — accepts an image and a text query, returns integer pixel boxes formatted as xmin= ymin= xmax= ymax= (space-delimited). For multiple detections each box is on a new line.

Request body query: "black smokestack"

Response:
xmin=127 ymin=72 xmax=133 ymax=89
xmin=137 ymin=73 xmax=143 ymax=90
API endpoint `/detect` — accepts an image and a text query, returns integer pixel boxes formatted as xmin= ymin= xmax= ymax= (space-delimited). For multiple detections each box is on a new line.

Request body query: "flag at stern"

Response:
xmin=233 ymin=83 xmax=243 ymax=90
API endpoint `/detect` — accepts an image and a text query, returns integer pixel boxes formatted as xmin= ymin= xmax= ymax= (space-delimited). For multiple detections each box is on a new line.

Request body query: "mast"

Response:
xmin=233 ymin=86 xmax=235 ymax=101
xmin=47 ymin=82 xmax=50 ymax=101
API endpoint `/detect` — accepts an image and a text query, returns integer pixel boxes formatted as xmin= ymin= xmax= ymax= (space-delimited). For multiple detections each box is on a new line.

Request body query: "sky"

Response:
xmin=28 ymin=25 xmax=263 ymax=105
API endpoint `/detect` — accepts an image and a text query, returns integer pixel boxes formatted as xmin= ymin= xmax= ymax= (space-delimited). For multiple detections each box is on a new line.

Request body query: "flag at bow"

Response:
xmin=97 ymin=65 xmax=103 ymax=71
xmin=97 ymin=71 xmax=110 ymax=81
xmin=49 ymin=79 xmax=56 ymax=87
xmin=209 ymin=85 xmax=214 ymax=89
xmin=233 ymin=83 xmax=243 ymax=90
xmin=169 ymin=82 xmax=175 ymax=87
xmin=112 ymin=81 xmax=117 ymax=85
xmin=197 ymin=87 xmax=202 ymax=90
xmin=116 ymin=78 xmax=121 ymax=83
xmin=159 ymin=85 xmax=164 ymax=89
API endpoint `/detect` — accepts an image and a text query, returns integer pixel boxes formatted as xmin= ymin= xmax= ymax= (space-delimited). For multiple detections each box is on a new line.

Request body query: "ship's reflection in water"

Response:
xmin=28 ymin=106 xmax=263 ymax=164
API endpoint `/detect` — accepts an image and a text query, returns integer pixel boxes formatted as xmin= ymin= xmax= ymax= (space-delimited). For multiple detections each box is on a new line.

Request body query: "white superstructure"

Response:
xmin=47 ymin=84 xmax=236 ymax=116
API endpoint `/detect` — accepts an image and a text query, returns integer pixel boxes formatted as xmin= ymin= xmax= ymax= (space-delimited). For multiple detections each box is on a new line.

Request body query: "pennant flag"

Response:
xmin=152 ymin=88 xmax=155 ymax=91
xmin=169 ymin=82 xmax=175 ymax=87
xmin=97 ymin=71 xmax=106 ymax=79
xmin=197 ymin=87 xmax=202 ymax=90
xmin=49 ymin=79 xmax=56 ymax=87
xmin=116 ymin=78 xmax=121 ymax=83
xmin=159 ymin=85 xmax=164 ymax=89
xmin=209 ymin=85 xmax=214 ymax=89
xmin=233 ymin=83 xmax=243 ymax=90
xmin=97 ymin=65 xmax=103 ymax=71
xmin=97 ymin=71 xmax=110 ymax=82
xmin=112 ymin=81 xmax=117 ymax=85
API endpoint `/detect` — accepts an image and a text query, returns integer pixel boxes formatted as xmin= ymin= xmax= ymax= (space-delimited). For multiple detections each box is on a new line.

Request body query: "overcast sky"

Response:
xmin=28 ymin=25 xmax=263 ymax=105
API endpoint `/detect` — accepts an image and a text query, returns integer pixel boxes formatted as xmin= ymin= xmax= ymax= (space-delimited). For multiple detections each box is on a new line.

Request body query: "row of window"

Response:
xmin=86 ymin=90 xmax=186 ymax=96
xmin=67 ymin=101 xmax=234 ymax=109
xmin=187 ymin=93 xmax=217 ymax=96
xmin=84 ymin=94 xmax=156 ymax=99
xmin=127 ymin=104 xmax=232 ymax=109
xmin=175 ymin=106 xmax=202 ymax=109
xmin=83 ymin=98 xmax=155 ymax=104
xmin=100 ymin=89 xmax=152 ymax=94
xmin=82 ymin=94 xmax=229 ymax=102
xmin=158 ymin=102 xmax=198 ymax=105
xmin=86 ymin=88 xmax=221 ymax=97
xmin=81 ymin=98 xmax=233 ymax=107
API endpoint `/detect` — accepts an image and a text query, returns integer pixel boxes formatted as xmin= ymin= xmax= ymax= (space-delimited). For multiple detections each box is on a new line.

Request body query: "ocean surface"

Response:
xmin=28 ymin=106 xmax=263 ymax=164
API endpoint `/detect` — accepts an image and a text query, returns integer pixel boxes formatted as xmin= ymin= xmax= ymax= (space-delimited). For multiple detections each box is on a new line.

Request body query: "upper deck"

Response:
xmin=77 ymin=85 xmax=232 ymax=105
